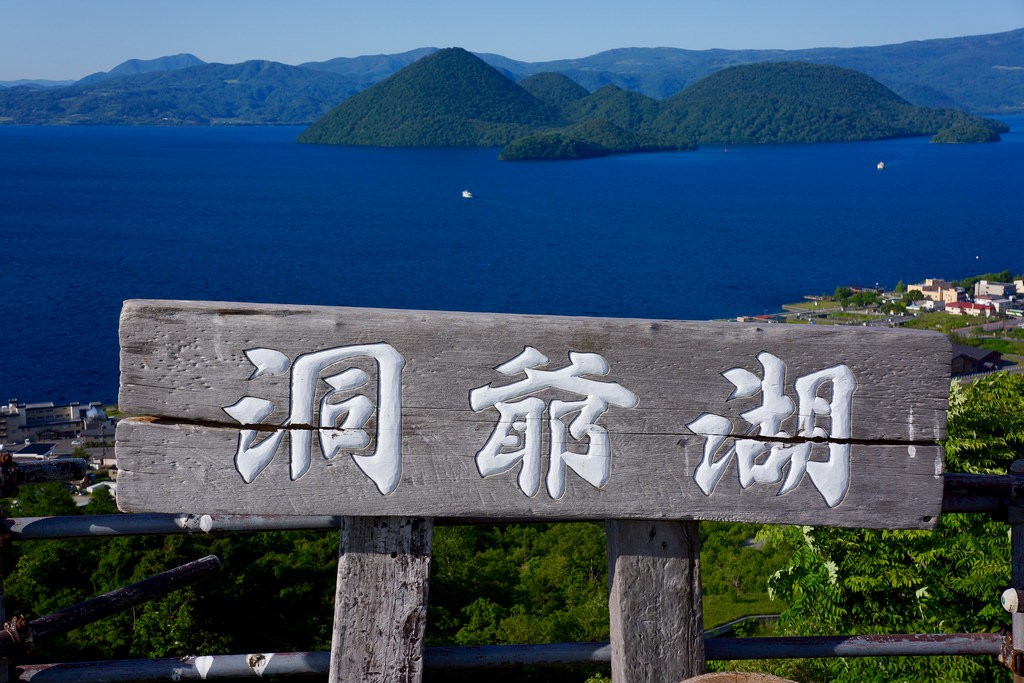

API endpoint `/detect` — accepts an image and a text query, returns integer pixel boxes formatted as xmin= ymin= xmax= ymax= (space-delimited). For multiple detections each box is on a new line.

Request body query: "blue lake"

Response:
xmin=1 ymin=121 xmax=1022 ymax=404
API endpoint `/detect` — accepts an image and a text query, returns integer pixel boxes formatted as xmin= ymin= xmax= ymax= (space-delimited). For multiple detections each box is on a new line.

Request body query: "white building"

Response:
xmin=0 ymin=399 xmax=111 ymax=443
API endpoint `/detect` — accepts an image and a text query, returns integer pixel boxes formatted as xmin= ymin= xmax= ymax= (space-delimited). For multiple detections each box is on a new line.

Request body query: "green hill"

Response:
xmin=518 ymin=72 xmax=589 ymax=112
xmin=652 ymin=62 xmax=1007 ymax=144
xmin=298 ymin=48 xmax=560 ymax=146
xmin=563 ymin=84 xmax=663 ymax=133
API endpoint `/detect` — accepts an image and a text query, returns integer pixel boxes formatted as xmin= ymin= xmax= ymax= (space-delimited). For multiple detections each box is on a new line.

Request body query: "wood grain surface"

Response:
xmin=116 ymin=299 xmax=951 ymax=528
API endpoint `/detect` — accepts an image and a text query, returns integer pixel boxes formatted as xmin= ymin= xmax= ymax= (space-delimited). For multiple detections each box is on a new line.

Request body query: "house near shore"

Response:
xmin=946 ymin=301 xmax=997 ymax=317
xmin=908 ymin=278 xmax=967 ymax=304
xmin=13 ymin=442 xmax=56 ymax=459
xmin=951 ymin=344 xmax=1003 ymax=375
xmin=908 ymin=299 xmax=946 ymax=313
xmin=974 ymin=280 xmax=1019 ymax=298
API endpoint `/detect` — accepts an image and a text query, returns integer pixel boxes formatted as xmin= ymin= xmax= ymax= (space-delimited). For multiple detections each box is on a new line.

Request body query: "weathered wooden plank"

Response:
xmin=329 ymin=516 xmax=431 ymax=683
xmin=116 ymin=299 xmax=950 ymax=528
xmin=607 ymin=520 xmax=703 ymax=682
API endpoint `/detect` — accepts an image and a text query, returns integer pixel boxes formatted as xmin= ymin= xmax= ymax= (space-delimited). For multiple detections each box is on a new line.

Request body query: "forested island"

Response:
xmin=298 ymin=48 xmax=1007 ymax=160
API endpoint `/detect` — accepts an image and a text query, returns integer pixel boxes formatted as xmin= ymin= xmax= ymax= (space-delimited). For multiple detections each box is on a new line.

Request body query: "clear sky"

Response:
xmin=3 ymin=0 xmax=1023 ymax=81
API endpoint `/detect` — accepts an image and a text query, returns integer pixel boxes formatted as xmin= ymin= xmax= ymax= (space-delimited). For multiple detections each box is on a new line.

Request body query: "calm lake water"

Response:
xmin=1 ymin=120 xmax=1022 ymax=404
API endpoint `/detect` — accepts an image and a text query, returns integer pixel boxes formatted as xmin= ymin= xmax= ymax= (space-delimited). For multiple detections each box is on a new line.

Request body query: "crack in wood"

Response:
xmin=120 ymin=416 xmax=936 ymax=447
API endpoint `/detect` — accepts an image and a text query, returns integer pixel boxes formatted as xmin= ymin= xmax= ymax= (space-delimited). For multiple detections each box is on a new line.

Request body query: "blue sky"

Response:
xmin=3 ymin=0 xmax=1023 ymax=80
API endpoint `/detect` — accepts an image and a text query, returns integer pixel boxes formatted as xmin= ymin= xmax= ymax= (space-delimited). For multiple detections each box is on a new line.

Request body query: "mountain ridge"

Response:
xmin=1 ymin=28 xmax=1021 ymax=125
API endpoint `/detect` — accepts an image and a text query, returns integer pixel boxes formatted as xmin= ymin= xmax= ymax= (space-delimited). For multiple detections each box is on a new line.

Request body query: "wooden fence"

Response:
xmin=4 ymin=299 xmax=1022 ymax=681
xmin=0 ymin=474 xmax=1022 ymax=681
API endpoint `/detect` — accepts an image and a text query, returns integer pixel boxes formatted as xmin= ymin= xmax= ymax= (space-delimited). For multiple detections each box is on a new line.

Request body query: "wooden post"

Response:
xmin=607 ymin=519 xmax=704 ymax=682
xmin=1009 ymin=461 xmax=1024 ymax=683
xmin=0 ymin=517 xmax=7 ymax=683
xmin=329 ymin=516 xmax=432 ymax=683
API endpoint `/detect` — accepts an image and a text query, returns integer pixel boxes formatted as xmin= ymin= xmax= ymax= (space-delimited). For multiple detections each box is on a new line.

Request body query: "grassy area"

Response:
xmin=954 ymin=336 xmax=1024 ymax=357
xmin=825 ymin=311 xmax=880 ymax=323
xmin=902 ymin=311 xmax=973 ymax=334
xmin=703 ymin=592 xmax=786 ymax=629
xmin=785 ymin=300 xmax=835 ymax=312
xmin=699 ymin=522 xmax=791 ymax=630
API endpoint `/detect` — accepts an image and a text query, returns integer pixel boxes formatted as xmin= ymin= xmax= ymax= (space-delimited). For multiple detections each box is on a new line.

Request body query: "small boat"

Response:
xmin=461 ymin=190 xmax=473 ymax=198
xmin=876 ymin=161 xmax=885 ymax=170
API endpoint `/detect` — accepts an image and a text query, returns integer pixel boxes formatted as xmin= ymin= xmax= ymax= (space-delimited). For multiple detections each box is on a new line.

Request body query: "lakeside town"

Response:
xmin=3 ymin=274 xmax=1022 ymax=495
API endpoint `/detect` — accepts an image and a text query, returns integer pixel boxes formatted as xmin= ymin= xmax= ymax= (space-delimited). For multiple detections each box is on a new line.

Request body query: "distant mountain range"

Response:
xmin=0 ymin=29 xmax=1021 ymax=126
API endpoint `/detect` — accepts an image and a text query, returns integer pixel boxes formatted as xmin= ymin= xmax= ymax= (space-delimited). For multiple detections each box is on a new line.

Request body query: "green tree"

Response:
xmin=755 ymin=373 xmax=1024 ymax=681
xmin=848 ymin=291 xmax=879 ymax=307
xmin=833 ymin=286 xmax=852 ymax=304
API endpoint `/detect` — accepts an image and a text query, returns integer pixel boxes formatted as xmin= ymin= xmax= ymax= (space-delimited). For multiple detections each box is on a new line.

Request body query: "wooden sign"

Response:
xmin=116 ymin=299 xmax=951 ymax=529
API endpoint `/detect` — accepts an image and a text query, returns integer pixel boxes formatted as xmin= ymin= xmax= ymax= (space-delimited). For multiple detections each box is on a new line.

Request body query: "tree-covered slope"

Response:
xmin=563 ymin=84 xmax=663 ymax=133
xmin=298 ymin=48 xmax=561 ymax=146
xmin=0 ymin=60 xmax=357 ymax=125
xmin=499 ymin=117 xmax=693 ymax=160
xmin=518 ymin=72 xmax=590 ymax=111
xmin=653 ymin=62 xmax=1006 ymax=144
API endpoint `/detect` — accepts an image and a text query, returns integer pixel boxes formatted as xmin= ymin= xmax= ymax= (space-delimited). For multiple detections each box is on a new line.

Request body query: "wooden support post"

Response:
xmin=329 ymin=516 xmax=432 ymax=683
xmin=1010 ymin=461 xmax=1024 ymax=683
xmin=0 ymin=519 xmax=7 ymax=683
xmin=606 ymin=519 xmax=704 ymax=682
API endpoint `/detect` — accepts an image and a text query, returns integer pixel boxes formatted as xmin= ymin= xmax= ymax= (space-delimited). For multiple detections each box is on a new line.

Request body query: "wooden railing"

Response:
xmin=1 ymin=468 xmax=1021 ymax=682
xmin=9 ymin=298 xmax=963 ymax=682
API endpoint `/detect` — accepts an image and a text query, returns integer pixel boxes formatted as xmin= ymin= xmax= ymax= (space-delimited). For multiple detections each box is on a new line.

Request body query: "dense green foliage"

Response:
xmin=1 ymin=490 xmax=781 ymax=680
xmin=931 ymin=121 xmax=1004 ymax=143
xmin=955 ymin=270 xmax=1020 ymax=290
xmin=561 ymin=85 xmax=663 ymax=132
xmin=499 ymin=118 xmax=692 ymax=160
xmin=499 ymin=132 xmax=611 ymax=160
xmin=652 ymin=62 xmax=1007 ymax=144
xmin=298 ymin=48 xmax=560 ymax=146
xmin=741 ymin=373 xmax=1024 ymax=681
xmin=430 ymin=524 xmax=609 ymax=646
xmin=518 ymin=72 xmax=590 ymax=111
xmin=3 ymin=487 xmax=340 ymax=660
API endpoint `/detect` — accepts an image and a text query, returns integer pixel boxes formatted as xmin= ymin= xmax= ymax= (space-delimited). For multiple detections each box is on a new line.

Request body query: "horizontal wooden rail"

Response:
xmin=0 ymin=556 xmax=221 ymax=658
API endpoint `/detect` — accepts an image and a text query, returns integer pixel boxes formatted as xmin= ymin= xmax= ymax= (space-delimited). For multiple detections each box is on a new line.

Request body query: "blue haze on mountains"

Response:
xmin=1 ymin=121 xmax=1022 ymax=404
